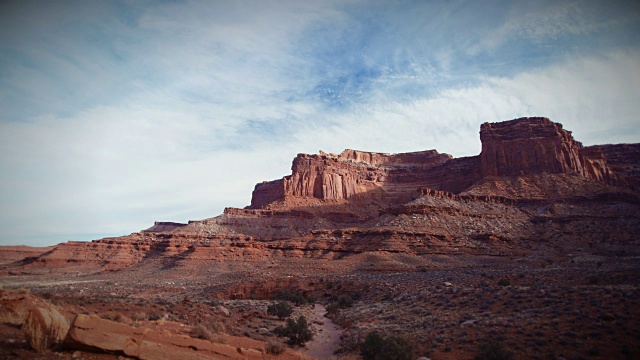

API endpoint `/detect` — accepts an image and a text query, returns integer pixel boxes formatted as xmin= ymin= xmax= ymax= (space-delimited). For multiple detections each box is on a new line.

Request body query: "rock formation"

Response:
xmin=64 ymin=314 xmax=263 ymax=360
xmin=0 ymin=290 xmax=56 ymax=325
xmin=1 ymin=117 xmax=638 ymax=274
xmin=251 ymin=117 xmax=622 ymax=210
xmin=479 ymin=117 xmax=617 ymax=183
xmin=250 ymin=149 xmax=453 ymax=209
xmin=0 ymin=290 xmax=69 ymax=352
xmin=585 ymin=143 xmax=640 ymax=188
xmin=23 ymin=306 xmax=69 ymax=352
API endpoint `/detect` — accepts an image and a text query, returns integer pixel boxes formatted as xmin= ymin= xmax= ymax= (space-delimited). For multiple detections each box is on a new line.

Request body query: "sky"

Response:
xmin=1 ymin=0 xmax=639 ymax=246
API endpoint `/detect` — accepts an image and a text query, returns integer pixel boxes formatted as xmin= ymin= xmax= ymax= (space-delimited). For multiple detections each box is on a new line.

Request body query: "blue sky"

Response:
xmin=1 ymin=0 xmax=639 ymax=246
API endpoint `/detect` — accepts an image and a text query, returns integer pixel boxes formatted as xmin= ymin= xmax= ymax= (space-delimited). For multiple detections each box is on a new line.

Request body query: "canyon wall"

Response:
xmin=248 ymin=117 xmax=627 ymax=210
xmin=479 ymin=117 xmax=616 ymax=182
xmin=248 ymin=149 xmax=453 ymax=209
xmin=585 ymin=143 xmax=640 ymax=189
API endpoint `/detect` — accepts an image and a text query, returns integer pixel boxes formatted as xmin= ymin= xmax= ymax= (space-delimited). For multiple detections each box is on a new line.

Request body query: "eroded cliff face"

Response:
xmin=479 ymin=117 xmax=616 ymax=183
xmin=3 ymin=117 xmax=639 ymax=275
xmin=249 ymin=149 xmax=453 ymax=209
xmin=585 ymin=143 xmax=640 ymax=189
xmin=251 ymin=117 xmax=622 ymax=210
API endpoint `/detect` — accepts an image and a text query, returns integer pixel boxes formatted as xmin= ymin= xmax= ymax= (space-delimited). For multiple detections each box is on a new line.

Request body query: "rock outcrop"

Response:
xmin=0 ymin=290 xmax=54 ymax=325
xmin=65 ymin=314 xmax=263 ymax=360
xmin=0 ymin=245 xmax=54 ymax=266
xmin=479 ymin=117 xmax=616 ymax=183
xmin=585 ymin=143 xmax=640 ymax=188
xmin=2 ymin=117 xmax=638 ymax=273
xmin=250 ymin=149 xmax=455 ymax=209
xmin=0 ymin=290 xmax=70 ymax=352
xmin=480 ymin=117 xmax=585 ymax=176
xmin=250 ymin=117 xmax=624 ymax=210
xmin=143 ymin=221 xmax=188 ymax=232
xmin=23 ymin=306 xmax=69 ymax=352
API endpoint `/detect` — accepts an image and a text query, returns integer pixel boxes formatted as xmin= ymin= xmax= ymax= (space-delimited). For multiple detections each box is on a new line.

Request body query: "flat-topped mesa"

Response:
xmin=249 ymin=117 xmax=625 ymax=210
xmin=249 ymin=149 xmax=453 ymax=209
xmin=333 ymin=149 xmax=452 ymax=166
xmin=480 ymin=117 xmax=614 ymax=182
xmin=143 ymin=221 xmax=188 ymax=233
xmin=480 ymin=117 xmax=584 ymax=176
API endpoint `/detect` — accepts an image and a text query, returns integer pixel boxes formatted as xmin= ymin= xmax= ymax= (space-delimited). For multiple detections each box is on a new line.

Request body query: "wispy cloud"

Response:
xmin=0 ymin=0 xmax=639 ymax=245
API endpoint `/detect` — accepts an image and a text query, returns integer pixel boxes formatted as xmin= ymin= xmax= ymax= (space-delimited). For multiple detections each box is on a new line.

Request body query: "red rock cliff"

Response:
xmin=480 ymin=117 xmax=615 ymax=182
xmin=480 ymin=117 xmax=587 ymax=177
xmin=248 ymin=149 xmax=453 ymax=209
xmin=584 ymin=143 xmax=640 ymax=188
xmin=249 ymin=117 xmax=625 ymax=210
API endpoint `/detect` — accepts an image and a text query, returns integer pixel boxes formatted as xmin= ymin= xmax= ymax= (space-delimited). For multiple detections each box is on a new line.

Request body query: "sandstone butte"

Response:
xmin=0 ymin=116 xmax=639 ymax=360
xmin=1 ymin=116 xmax=638 ymax=273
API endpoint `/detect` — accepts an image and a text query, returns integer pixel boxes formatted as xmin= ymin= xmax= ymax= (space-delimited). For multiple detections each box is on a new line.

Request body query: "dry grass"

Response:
xmin=100 ymin=311 xmax=132 ymax=325
xmin=190 ymin=325 xmax=214 ymax=340
xmin=265 ymin=339 xmax=285 ymax=354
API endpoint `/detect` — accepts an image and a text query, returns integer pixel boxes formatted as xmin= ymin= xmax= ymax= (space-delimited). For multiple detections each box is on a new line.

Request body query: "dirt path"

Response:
xmin=303 ymin=304 xmax=342 ymax=360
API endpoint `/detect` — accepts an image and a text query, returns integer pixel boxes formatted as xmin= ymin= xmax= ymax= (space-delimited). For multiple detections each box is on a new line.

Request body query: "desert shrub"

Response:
xmin=265 ymin=340 xmax=285 ymax=354
xmin=204 ymin=318 xmax=225 ymax=333
xmin=382 ymin=293 xmax=394 ymax=301
xmin=131 ymin=311 xmax=147 ymax=321
xmin=267 ymin=302 xmax=293 ymax=319
xmin=338 ymin=295 xmax=353 ymax=308
xmin=148 ymin=313 xmax=162 ymax=321
xmin=190 ymin=325 xmax=213 ymax=340
xmin=361 ymin=331 xmax=413 ymax=360
xmin=275 ymin=290 xmax=307 ymax=306
xmin=101 ymin=311 xmax=132 ymax=325
xmin=340 ymin=329 xmax=365 ymax=352
xmin=497 ymin=278 xmax=510 ymax=286
xmin=474 ymin=339 xmax=514 ymax=360
xmin=205 ymin=300 xmax=220 ymax=307
xmin=274 ymin=316 xmax=313 ymax=346
xmin=361 ymin=332 xmax=384 ymax=359
xmin=326 ymin=302 xmax=340 ymax=315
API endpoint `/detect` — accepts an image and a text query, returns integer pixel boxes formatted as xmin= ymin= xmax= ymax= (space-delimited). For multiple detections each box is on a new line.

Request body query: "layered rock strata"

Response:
xmin=251 ymin=117 xmax=621 ymax=210
xmin=2 ymin=117 xmax=638 ymax=274
xmin=479 ymin=117 xmax=615 ymax=182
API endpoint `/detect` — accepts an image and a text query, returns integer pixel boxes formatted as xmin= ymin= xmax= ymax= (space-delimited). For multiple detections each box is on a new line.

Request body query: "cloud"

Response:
xmin=0 ymin=0 xmax=639 ymax=246
xmin=290 ymin=49 xmax=640 ymax=157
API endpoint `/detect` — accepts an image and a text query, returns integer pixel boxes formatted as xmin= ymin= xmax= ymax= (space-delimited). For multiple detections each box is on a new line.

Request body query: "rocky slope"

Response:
xmin=2 ymin=117 xmax=638 ymax=275
xmin=2 ymin=116 xmax=639 ymax=360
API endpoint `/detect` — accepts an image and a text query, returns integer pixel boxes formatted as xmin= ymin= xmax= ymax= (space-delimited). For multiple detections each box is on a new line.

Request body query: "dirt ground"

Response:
xmin=1 ymin=250 xmax=639 ymax=359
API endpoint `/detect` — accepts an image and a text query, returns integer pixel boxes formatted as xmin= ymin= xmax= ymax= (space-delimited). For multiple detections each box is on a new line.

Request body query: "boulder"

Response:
xmin=65 ymin=314 xmax=262 ymax=360
xmin=23 ymin=306 xmax=70 ymax=352
xmin=0 ymin=289 xmax=51 ymax=325
xmin=217 ymin=305 xmax=230 ymax=317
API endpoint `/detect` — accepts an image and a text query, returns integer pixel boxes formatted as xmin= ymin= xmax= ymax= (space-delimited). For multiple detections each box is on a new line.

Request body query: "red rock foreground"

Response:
xmin=65 ymin=314 xmax=262 ymax=360
xmin=0 ymin=289 xmax=312 ymax=359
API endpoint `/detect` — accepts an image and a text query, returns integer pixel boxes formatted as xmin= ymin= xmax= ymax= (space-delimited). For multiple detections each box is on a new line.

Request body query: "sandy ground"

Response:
xmin=303 ymin=304 xmax=343 ymax=360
